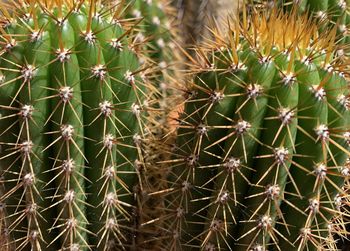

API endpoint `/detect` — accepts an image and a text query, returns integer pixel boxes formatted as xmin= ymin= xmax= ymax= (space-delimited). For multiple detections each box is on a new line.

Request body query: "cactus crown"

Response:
xmin=164 ymin=4 xmax=350 ymax=251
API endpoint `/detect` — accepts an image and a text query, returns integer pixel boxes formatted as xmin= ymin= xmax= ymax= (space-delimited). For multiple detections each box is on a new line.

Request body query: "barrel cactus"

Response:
xmin=0 ymin=0 xmax=161 ymax=250
xmin=163 ymin=5 xmax=350 ymax=251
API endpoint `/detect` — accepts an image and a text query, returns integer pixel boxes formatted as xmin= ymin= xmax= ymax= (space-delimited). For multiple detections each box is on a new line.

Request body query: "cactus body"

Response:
xmin=132 ymin=0 xmax=172 ymax=60
xmin=276 ymin=0 xmax=350 ymax=43
xmin=165 ymin=6 xmax=350 ymax=251
xmin=0 ymin=1 xmax=155 ymax=250
xmin=1 ymin=1 xmax=350 ymax=251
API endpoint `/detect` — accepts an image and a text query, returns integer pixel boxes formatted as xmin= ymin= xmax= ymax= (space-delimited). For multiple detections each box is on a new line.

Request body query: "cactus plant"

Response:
xmin=128 ymin=0 xmax=175 ymax=62
xmin=260 ymin=0 xmax=350 ymax=43
xmin=280 ymin=0 xmax=348 ymax=17
xmin=163 ymin=4 xmax=350 ymax=251
xmin=2 ymin=0 xmax=350 ymax=251
xmin=0 ymin=0 xmax=161 ymax=250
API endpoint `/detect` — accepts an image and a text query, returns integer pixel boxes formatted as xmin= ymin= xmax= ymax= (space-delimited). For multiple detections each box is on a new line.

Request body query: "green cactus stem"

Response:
xmin=164 ymin=4 xmax=350 ymax=251
xmin=0 ymin=0 xmax=155 ymax=250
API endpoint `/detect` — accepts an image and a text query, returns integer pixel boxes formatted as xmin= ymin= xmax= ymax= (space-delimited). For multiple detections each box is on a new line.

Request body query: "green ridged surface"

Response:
xmin=1 ymin=1 xmax=349 ymax=251
xmin=129 ymin=0 xmax=173 ymax=62
xmin=165 ymin=6 xmax=350 ymax=251
xmin=279 ymin=0 xmax=350 ymax=42
xmin=0 ymin=1 xmax=153 ymax=250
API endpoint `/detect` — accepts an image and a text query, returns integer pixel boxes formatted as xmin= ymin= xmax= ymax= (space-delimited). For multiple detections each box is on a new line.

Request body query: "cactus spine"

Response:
xmin=0 ymin=0 xmax=161 ymax=250
xmin=275 ymin=0 xmax=350 ymax=43
xmin=164 ymin=5 xmax=350 ymax=251
xmin=1 ymin=0 xmax=350 ymax=251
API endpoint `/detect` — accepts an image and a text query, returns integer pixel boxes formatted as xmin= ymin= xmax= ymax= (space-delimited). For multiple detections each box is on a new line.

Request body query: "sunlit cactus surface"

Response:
xmin=0 ymin=0 xmax=161 ymax=250
xmin=162 ymin=5 xmax=350 ymax=251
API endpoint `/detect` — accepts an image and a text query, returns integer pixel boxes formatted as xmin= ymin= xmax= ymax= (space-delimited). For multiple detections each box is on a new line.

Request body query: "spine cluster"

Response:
xmin=0 ymin=1 xmax=350 ymax=251
xmin=0 ymin=1 xmax=165 ymax=250
xmin=162 ymin=5 xmax=350 ymax=251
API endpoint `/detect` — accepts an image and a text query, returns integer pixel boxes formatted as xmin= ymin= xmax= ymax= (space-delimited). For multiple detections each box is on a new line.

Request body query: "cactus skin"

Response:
xmin=164 ymin=5 xmax=350 ymax=251
xmin=128 ymin=0 xmax=177 ymax=118
xmin=271 ymin=0 xmax=350 ymax=42
xmin=0 ymin=1 xmax=157 ymax=250
xmin=128 ymin=0 xmax=174 ymax=63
